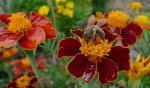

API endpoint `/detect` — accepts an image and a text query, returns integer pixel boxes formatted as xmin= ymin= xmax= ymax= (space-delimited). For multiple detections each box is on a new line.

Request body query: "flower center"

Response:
xmin=7 ymin=13 xmax=32 ymax=34
xmin=107 ymin=10 xmax=129 ymax=29
xmin=78 ymin=36 xmax=112 ymax=62
xmin=16 ymin=74 xmax=32 ymax=88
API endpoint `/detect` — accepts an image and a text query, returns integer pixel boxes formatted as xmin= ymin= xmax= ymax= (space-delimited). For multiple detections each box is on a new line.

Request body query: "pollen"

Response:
xmin=16 ymin=74 xmax=32 ymax=88
xmin=78 ymin=37 xmax=112 ymax=62
xmin=7 ymin=13 xmax=32 ymax=34
xmin=107 ymin=10 xmax=129 ymax=29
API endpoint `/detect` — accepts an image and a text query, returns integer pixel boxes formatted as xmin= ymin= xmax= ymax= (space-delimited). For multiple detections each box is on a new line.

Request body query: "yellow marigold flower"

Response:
xmin=95 ymin=12 xmax=104 ymax=22
xmin=56 ymin=0 xmax=67 ymax=4
xmin=107 ymin=10 xmax=129 ymax=28
xmin=38 ymin=5 xmax=50 ymax=16
xmin=63 ymin=8 xmax=74 ymax=18
xmin=8 ymin=13 xmax=32 ymax=34
xmin=129 ymin=1 xmax=143 ymax=12
xmin=135 ymin=15 xmax=149 ymax=25
xmin=127 ymin=54 xmax=150 ymax=79
xmin=56 ymin=5 xmax=65 ymax=14
xmin=66 ymin=1 xmax=74 ymax=9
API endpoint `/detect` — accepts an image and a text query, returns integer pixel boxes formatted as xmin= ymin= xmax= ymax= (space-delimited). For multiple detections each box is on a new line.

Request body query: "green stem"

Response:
xmin=128 ymin=78 xmax=141 ymax=88
xmin=21 ymin=49 xmax=44 ymax=88
xmin=48 ymin=0 xmax=57 ymax=30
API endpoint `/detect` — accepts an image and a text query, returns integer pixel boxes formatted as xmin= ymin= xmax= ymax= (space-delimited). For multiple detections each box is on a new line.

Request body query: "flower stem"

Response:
xmin=128 ymin=78 xmax=141 ymax=88
xmin=48 ymin=0 xmax=57 ymax=30
xmin=21 ymin=49 xmax=44 ymax=88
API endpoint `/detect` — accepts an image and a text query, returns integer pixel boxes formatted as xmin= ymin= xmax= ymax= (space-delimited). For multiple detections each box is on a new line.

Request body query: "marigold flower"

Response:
xmin=100 ymin=10 xmax=143 ymax=47
xmin=135 ymin=15 xmax=149 ymax=25
xmin=63 ymin=8 xmax=74 ymax=18
xmin=0 ymin=12 xmax=56 ymax=50
xmin=38 ymin=5 xmax=50 ymax=16
xmin=7 ymin=72 xmax=37 ymax=88
xmin=107 ymin=10 xmax=129 ymax=29
xmin=127 ymin=54 xmax=150 ymax=79
xmin=56 ymin=0 xmax=67 ymax=4
xmin=11 ymin=57 xmax=46 ymax=75
xmin=66 ymin=1 xmax=74 ymax=9
xmin=0 ymin=47 xmax=18 ymax=61
xmin=56 ymin=5 xmax=65 ymax=14
xmin=95 ymin=12 xmax=104 ymax=22
xmin=57 ymin=16 xmax=130 ymax=85
xmin=129 ymin=1 xmax=143 ymax=12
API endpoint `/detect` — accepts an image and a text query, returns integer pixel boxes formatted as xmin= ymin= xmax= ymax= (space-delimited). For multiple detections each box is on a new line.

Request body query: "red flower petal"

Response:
xmin=97 ymin=59 xmax=118 ymax=85
xmin=0 ymin=13 xmax=11 ymax=25
xmin=83 ymin=61 xmax=96 ymax=82
xmin=58 ymin=38 xmax=81 ymax=58
xmin=29 ymin=12 xmax=56 ymax=39
xmin=121 ymin=28 xmax=136 ymax=46
xmin=71 ymin=29 xmax=84 ymax=38
xmin=107 ymin=46 xmax=130 ymax=71
xmin=127 ymin=22 xmax=143 ymax=36
xmin=103 ymin=29 xmax=120 ymax=42
xmin=68 ymin=54 xmax=88 ymax=78
xmin=19 ymin=27 xmax=45 ymax=50
xmin=0 ymin=27 xmax=23 ymax=48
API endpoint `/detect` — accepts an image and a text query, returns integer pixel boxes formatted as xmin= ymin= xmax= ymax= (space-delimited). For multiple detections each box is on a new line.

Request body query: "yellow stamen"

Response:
xmin=7 ymin=13 xmax=32 ymax=34
xmin=78 ymin=37 xmax=112 ymax=62
xmin=107 ymin=10 xmax=129 ymax=28
xmin=16 ymin=74 xmax=32 ymax=88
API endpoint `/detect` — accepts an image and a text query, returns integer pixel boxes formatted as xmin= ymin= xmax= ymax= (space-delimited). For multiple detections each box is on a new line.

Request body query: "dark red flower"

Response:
xmin=7 ymin=72 xmax=37 ymax=88
xmin=58 ymin=27 xmax=130 ymax=85
xmin=0 ymin=12 xmax=56 ymax=50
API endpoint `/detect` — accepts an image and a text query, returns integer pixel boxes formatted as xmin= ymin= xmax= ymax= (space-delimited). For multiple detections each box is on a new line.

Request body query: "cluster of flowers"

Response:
xmin=129 ymin=1 xmax=150 ymax=30
xmin=0 ymin=1 xmax=149 ymax=88
xmin=0 ymin=11 xmax=57 ymax=87
xmin=57 ymin=10 xmax=145 ymax=85
xmin=55 ymin=0 xmax=74 ymax=18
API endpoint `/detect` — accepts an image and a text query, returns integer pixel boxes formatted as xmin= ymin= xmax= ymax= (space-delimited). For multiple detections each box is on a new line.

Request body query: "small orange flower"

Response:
xmin=0 ymin=47 xmax=18 ymax=61
xmin=0 ymin=12 xmax=56 ymax=50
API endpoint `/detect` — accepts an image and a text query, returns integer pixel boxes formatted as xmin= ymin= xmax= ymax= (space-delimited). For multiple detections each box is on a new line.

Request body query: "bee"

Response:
xmin=83 ymin=15 xmax=105 ymax=42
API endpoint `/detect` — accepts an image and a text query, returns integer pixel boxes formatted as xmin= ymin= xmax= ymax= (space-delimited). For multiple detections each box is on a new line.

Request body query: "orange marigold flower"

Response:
xmin=57 ymin=16 xmax=130 ymax=85
xmin=0 ymin=47 xmax=18 ymax=61
xmin=0 ymin=12 xmax=56 ymax=50
xmin=11 ymin=57 xmax=46 ymax=75
xmin=7 ymin=72 xmax=37 ymax=88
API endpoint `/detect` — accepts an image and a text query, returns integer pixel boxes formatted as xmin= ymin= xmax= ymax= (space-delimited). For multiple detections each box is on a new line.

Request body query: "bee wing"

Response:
xmin=96 ymin=18 xmax=107 ymax=27
xmin=97 ymin=28 xmax=105 ymax=40
xmin=88 ymin=15 xmax=95 ymax=26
